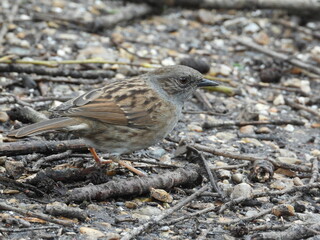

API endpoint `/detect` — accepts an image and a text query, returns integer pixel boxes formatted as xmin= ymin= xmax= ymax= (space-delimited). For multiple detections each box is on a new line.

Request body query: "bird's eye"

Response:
xmin=178 ymin=77 xmax=189 ymax=85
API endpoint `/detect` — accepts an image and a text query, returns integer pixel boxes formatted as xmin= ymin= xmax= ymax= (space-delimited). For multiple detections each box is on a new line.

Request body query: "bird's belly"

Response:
xmin=82 ymin=117 xmax=178 ymax=154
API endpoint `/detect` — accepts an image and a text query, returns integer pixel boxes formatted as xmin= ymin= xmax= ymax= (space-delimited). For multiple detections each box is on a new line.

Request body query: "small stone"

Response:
xmin=278 ymin=149 xmax=297 ymax=158
xmin=198 ymin=9 xmax=217 ymax=24
xmin=284 ymin=124 xmax=295 ymax=132
xmin=300 ymin=80 xmax=311 ymax=94
xmin=148 ymin=147 xmax=166 ymax=159
xmin=245 ymin=210 xmax=259 ymax=218
xmin=277 ymin=157 xmax=301 ymax=165
xmin=218 ymin=170 xmax=231 ymax=180
xmin=218 ymin=64 xmax=232 ymax=76
xmin=273 ymin=94 xmax=285 ymax=105
xmin=293 ymin=177 xmax=304 ymax=186
xmin=159 ymin=226 xmax=170 ymax=231
xmin=125 ymin=201 xmax=138 ymax=209
xmin=5 ymin=160 xmax=25 ymax=179
xmin=255 ymin=127 xmax=271 ymax=134
xmin=272 ymin=204 xmax=295 ymax=217
xmin=230 ymin=183 xmax=253 ymax=199
xmin=187 ymin=123 xmax=203 ymax=132
xmin=244 ymin=22 xmax=260 ymax=33
xmin=242 ymin=138 xmax=263 ymax=147
xmin=270 ymin=178 xmax=294 ymax=190
xmin=255 ymin=103 xmax=270 ymax=112
xmin=216 ymin=132 xmax=236 ymax=141
xmin=0 ymin=112 xmax=9 ymax=122
xmin=105 ymin=232 xmax=121 ymax=240
xmin=239 ymin=125 xmax=255 ymax=134
xmin=232 ymin=173 xmax=243 ymax=183
xmin=311 ymin=149 xmax=320 ymax=156
xmin=134 ymin=206 xmax=162 ymax=216
xmin=161 ymin=57 xmax=175 ymax=66
xmin=254 ymin=31 xmax=270 ymax=45
xmin=150 ymin=188 xmax=173 ymax=203
xmin=79 ymin=227 xmax=105 ymax=239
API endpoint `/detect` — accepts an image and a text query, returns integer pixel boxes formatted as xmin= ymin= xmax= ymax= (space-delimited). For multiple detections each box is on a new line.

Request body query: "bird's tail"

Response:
xmin=7 ymin=117 xmax=79 ymax=138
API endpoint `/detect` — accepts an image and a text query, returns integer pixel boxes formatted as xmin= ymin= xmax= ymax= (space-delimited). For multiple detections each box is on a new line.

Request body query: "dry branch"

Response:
xmin=0 ymin=202 xmax=74 ymax=227
xmin=67 ymin=165 xmax=201 ymax=202
xmin=0 ymin=64 xmax=115 ymax=79
xmin=0 ymin=139 xmax=87 ymax=156
xmin=232 ymin=36 xmax=320 ymax=76
xmin=127 ymin=0 xmax=320 ymax=11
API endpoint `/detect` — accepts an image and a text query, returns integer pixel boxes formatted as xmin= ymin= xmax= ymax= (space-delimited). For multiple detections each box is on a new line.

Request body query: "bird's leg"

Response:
xmin=88 ymin=147 xmax=112 ymax=164
xmin=110 ymin=155 xmax=147 ymax=177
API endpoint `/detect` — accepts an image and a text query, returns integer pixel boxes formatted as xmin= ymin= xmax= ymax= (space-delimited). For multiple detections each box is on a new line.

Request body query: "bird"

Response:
xmin=8 ymin=65 xmax=218 ymax=176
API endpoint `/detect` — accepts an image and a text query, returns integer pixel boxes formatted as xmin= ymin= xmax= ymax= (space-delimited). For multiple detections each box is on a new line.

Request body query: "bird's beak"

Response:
xmin=197 ymin=78 xmax=219 ymax=87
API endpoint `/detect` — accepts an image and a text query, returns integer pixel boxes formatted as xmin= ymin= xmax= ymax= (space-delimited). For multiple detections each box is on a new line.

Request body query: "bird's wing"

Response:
xmin=54 ymin=81 xmax=157 ymax=128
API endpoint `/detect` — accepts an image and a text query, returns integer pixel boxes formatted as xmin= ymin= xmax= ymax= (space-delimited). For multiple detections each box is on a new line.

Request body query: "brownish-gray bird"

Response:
xmin=8 ymin=65 xmax=218 ymax=175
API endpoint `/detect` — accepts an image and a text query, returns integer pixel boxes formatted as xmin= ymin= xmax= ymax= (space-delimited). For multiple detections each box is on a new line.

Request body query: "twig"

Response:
xmin=232 ymin=36 xmax=320 ymax=76
xmin=193 ymin=90 xmax=213 ymax=110
xmin=309 ymin=158 xmax=319 ymax=184
xmin=0 ymin=64 xmax=115 ymax=78
xmin=32 ymin=150 xmax=73 ymax=170
xmin=193 ymin=143 xmax=312 ymax=172
xmin=203 ymin=119 xmax=305 ymax=129
xmin=0 ymin=226 xmax=60 ymax=232
xmin=273 ymin=19 xmax=320 ymax=40
xmin=0 ymin=202 xmax=74 ymax=227
xmin=188 ymin=146 xmax=223 ymax=197
xmin=0 ymin=139 xmax=88 ymax=156
xmin=120 ymin=184 xmax=210 ymax=240
xmin=285 ymin=98 xmax=320 ymax=119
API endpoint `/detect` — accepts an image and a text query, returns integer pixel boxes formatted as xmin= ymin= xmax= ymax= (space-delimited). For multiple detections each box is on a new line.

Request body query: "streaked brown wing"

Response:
xmin=55 ymin=82 xmax=155 ymax=128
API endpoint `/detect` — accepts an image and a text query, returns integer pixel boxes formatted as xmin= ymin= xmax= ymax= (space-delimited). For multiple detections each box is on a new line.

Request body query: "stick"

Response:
xmin=232 ymin=36 xmax=320 ymax=76
xmin=120 ymin=184 xmax=210 ymax=240
xmin=0 ymin=202 xmax=74 ymax=227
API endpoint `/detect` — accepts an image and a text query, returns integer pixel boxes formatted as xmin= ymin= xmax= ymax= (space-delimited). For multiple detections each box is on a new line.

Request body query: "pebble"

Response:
xmin=255 ymin=127 xmax=271 ymax=134
xmin=241 ymin=138 xmax=263 ymax=147
xmin=218 ymin=64 xmax=232 ymax=76
xmin=150 ymin=188 xmax=173 ymax=203
xmin=273 ymin=94 xmax=285 ymax=105
xmin=0 ymin=112 xmax=9 ymax=122
xmin=297 ymin=213 xmax=320 ymax=223
xmin=277 ymin=157 xmax=301 ymax=165
xmin=232 ymin=173 xmax=243 ymax=183
xmin=134 ymin=206 xmax=162 ymax=216
xmin=5 ymin=160 xmax=25 ymax=179
xmin=293 ymin=177 xmax=304 ymax=186
xmin=311 ymin=149 xmax=320 ymax=156
xmin=284 ymin=124 xmax=295 ymax=132
xmin=218 ymin=170 xmax=231 ymax=180
xmin=272 ymin=204 xmax=295 ymax=217
xmin=216 ymin=132 xmax=236 ymax=141
xmin=244 ymin=22 xmax=260 ymax=33
xmin=300 ymin=80 xmax=311 ymax=94
xmin=187 ymin=123 xmax=203 ymax=132
xmin=148 ymin=147 xmax=166 ymax=159
xmin=270 ymin=178 xmax=294 ymax=190
xmin=230 ymin=183 xmax=253 ymax=199
xmin=245 ymin=210 xmax=259 ymax=218
xmin=239 ymin=125 xmax=255 ymax=134
xmin=125 ymin=201 xmax=138 ymax=209
xmin=278 ymin=149 xmax=297 ymax=158
xmin=79 ymin=227 xmax=105 ymax=239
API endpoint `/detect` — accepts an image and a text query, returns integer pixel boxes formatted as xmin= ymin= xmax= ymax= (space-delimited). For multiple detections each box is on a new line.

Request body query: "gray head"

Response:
xmin=147 ymin=65 xmax=218 ymax=103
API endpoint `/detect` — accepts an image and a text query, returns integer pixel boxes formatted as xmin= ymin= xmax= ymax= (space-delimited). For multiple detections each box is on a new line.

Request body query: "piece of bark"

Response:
xmin=0 ymin=64 xmax=115 ymax=79
xmin=67 ymin=165 xmax=201 ymax=202
xmin=0 ymin=139 xmax=87 ymax=156
xmin=127 ymin=0 xmax=320 ymax=11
